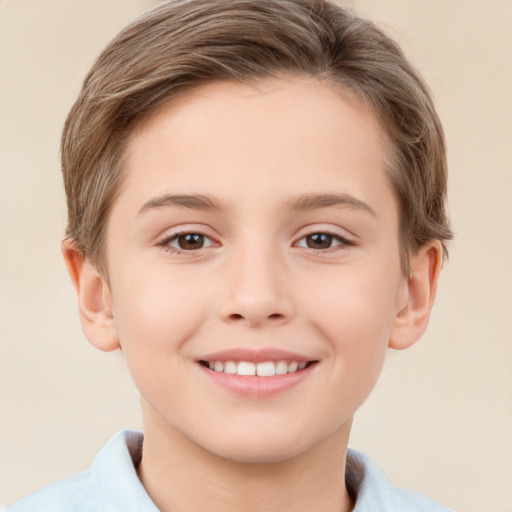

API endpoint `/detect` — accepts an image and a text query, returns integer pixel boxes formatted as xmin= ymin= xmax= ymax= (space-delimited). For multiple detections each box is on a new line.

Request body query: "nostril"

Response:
xmin=227 ymin=312 xmax=284 ymax=322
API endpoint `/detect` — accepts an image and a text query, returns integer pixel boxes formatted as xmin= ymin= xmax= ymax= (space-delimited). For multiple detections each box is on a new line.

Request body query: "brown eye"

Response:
xmin=305 ymin=233 xmax=334 ymax=249
xmin=161 ymin=231 xmax=215 ymax=253
xmin=295 ymin=231 xmax=352 ymax=251
xmin=176 ymin=233 xmax=205 ymax=250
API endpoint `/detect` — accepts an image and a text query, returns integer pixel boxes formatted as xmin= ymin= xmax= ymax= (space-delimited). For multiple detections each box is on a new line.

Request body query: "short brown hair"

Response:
xmin=61 ymin=0 xmax=452 ymax=274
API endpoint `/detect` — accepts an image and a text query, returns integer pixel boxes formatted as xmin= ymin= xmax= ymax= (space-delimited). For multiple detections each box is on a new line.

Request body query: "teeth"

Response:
xmin=256 ymin=361 xmax=275 ymax=377
xmin=206 ymin=360 xmax=309 ymax=376
xmin=237 ymin=361 xmax=256 ymax=376
xmin=288 ymin=361 xmax=298 ymax=373
xmin=275 ymin=361 xmax=288 ymax=375
xmin=224 ymin=361 xmax=237 ymax=374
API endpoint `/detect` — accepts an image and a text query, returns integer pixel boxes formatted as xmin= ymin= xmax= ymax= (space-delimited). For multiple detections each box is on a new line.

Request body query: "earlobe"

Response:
xmin=389 ymin=241 xmax=443 ymax=350
xmin=62 ymin=239 xmax=120 ymax=352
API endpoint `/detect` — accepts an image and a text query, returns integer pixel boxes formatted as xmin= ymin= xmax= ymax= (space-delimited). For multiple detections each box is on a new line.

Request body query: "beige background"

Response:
xmin=1 ymin=1 xmax=511 ymax=510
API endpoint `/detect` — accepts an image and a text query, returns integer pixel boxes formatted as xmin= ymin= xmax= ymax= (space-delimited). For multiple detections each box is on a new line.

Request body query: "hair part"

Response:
xmin=61 ymin=0 xmax=452 ymax=275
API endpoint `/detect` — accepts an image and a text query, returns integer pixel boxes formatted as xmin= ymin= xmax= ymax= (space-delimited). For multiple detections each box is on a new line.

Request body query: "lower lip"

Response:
xmin=198 ymin=363 xmax=316 ymax=397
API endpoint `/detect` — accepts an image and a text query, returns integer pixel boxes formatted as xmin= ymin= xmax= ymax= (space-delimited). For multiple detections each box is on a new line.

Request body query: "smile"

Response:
xmin=197 ymin=348 xmax=318 ymax=396
xmin=201 ymin=360 xmax=311 ymax=376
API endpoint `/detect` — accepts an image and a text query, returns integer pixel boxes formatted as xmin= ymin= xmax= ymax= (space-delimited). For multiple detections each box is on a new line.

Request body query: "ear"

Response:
xmin=389 ymin=241 xmax=443 ymax=350
xmin=62 ymin=239 xmax=120 ymax=352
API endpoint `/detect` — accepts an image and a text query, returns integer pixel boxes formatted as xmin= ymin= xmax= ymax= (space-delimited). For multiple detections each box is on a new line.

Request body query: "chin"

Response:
xmin=199 ymin=427 xmax=320 ymax=465
xmin=215 ymin=442 xmax=303 ymax=465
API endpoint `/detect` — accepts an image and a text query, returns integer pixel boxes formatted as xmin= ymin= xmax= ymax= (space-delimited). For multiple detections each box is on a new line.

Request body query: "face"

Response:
xmin=103 ymin=77 xmax=408 ymax=462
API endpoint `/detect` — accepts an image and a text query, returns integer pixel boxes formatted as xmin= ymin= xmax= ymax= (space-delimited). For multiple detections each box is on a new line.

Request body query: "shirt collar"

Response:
xmin=91 ymin=430 xmax=442 ymax=512
xmin=91 ymin=430 xmax=159 ymax=511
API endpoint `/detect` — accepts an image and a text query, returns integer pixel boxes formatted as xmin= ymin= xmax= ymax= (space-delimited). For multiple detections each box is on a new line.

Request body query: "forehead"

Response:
xmin=119 ymin=76 xmax=395 ymax=220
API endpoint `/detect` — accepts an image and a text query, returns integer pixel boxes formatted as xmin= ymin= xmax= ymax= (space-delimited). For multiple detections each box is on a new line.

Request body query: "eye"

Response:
xmin=295 ymin=232 xmax=352 ymax=250
xmin=160 ymin=231 xmax=215 ymax=252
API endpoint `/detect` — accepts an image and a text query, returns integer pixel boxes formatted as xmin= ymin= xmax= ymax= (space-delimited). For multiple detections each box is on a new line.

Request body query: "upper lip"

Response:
xmin=198 ymin=347 xmax=315 ymax=363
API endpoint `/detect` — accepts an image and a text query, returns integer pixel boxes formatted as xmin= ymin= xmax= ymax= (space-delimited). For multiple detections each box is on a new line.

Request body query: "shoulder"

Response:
xmin=5 ymin=430 xmax=157 ymax=512
xmin=347 ymin=448 xmax=453 ymax=512
xmin=4 ymin=471 xmax=96 ymax=512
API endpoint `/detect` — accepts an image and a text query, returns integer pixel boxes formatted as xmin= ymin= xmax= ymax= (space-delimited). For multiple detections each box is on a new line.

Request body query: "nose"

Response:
xmin=217 ymin=245 xmax=294 ymax=327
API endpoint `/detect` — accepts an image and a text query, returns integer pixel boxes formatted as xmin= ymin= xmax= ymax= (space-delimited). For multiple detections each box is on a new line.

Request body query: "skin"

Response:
xmin=64 ymin=76 xmax=442 ymax=512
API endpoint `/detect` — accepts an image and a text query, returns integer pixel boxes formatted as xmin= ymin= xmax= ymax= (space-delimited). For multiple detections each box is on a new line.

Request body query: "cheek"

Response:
xmin=299 ymin=266 xmax=400 ymax=392
xmin=110 ymin=263 xmax=213 ymax=356
xmin=303 ymin=264 xmax=399 ymax=337
xmin=108 ymin=266 xmax=216 ymax=405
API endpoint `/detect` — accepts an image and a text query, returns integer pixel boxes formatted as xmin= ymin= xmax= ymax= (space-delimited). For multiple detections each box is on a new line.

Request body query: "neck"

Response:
xmin=138 ymin=410 xmax=354 ymax=512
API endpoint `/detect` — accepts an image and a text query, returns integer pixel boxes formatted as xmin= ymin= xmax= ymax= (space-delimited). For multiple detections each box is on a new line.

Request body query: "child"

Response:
xmin=7 ymin=0 xmax=453 ymax=510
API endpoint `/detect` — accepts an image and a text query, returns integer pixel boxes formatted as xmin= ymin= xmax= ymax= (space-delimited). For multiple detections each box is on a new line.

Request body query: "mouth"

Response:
xmin=196 ymin=349 xmax=319 ymax=397
xmin=199 ymin=359 xmax=315 ymax=376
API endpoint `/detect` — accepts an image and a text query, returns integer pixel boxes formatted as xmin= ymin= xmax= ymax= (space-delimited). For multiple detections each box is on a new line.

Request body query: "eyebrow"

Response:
xmin=138 ymin=192 xmax=376 ymax=216
xmin=287 ymin=193 xmax=376 ymax=216
xmin=138 ymin=193 xmax=228 ymax=215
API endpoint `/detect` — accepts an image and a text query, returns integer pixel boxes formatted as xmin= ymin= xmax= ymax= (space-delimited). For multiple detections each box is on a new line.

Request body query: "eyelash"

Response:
xmin=158 ymin=230 xmax=354 ymax=255
xmin=158 ymin=230 xmax=214 ymax=254
xmin=295 ymin=231 xmax=354 ymax=252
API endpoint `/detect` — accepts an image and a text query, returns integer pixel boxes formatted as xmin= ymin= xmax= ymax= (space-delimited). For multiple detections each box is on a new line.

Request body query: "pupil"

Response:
xmin=179 ymin=234 xmax=203 ymax=250
xmin=307 ymin=233 xmax=332 ymax=249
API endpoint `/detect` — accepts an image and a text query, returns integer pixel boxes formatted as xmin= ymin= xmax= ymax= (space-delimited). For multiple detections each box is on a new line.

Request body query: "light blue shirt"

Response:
xmin=6 ymin=430 xmax=452 ymax=511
